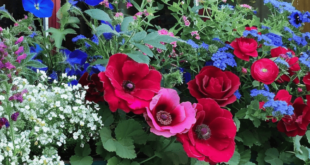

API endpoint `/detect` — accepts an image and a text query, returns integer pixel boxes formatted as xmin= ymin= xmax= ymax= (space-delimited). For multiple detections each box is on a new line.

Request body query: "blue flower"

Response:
xmin=211 ymin=51 xmax=237 ymax=70
xmin=90 ymin=64 xmax=106 ymax=75
xmin=290 ymin=34 xmax=307 ymax=46
xmin=109 ymin=3 xmax=114 ymax=10
xmin=205 ymin=61 xmax=214 ymax=66
xmin=264 ymin=0 xmax=296 ymax=13
xmin=283 ymin=27 xmax=294 ymax=35
xmin=187 ymin=39 xmax=199 ymax=49
xmin=68 ymin=80 xmax=79 ymax=86
xmin=250 ymin=89 xmax=275 ymax=100
xmin=303 ymin=11 xmax=310 ymax=23
xmin=72 ymin=35 xmax=87 ymax=42
xmin=65 ymin=50 xmax=88 ymax=68
xmin=263 ymin=33 xmax=283 ymax=46
xmin=101 ymin=21 xmax=120 ymax=40
xmin=243 ymin=30 xmax=262 ymax=41
xmin=84 ymin=0 xmax=102 ymax=6
xmin=179 ymin=68 xmax=191 ymax=83
xmin=274 ymin=58 xmax=289 ymax=68
xmin=299 ymin=52 xmax=310 ymax=69
xmin=263 ymin=84 xmax=269 ymax=92
xmin=201 ymin=42 xmax=209 ymax=50
xmin=261 ymin=25 xmax=270 ymax=30
xmin=29 ymin=44 xmax=48 ymax=72
xmin=303 ymin=32 xmax=310 ymax=42
xmin=50 ymin=71 xmax=58 ymax=81
xmin=22 ymin=0 xmax=54 ymax=18
xmin=91 ymin=35 xmax=99 ymax=45
xmin=263 ymin=100 xmax=294 ymax=116
xmin=29 ymin=32 xmax=37 ymax=38
xmin=289 ymin=11 xmax=303 ymax=28
xmin=234 ymin=90 xmax=241 ymax=99
xmin=253 ymin=10 xmax=257 ymax=14
xmin=68 ymin=0 xmax=78 ymax=6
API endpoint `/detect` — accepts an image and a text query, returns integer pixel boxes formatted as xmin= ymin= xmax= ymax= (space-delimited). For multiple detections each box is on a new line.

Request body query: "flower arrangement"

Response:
xmin=1 ymin=0 xmax=310 ymax=164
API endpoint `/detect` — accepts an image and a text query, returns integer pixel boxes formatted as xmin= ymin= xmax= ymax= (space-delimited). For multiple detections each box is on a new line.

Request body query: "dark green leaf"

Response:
xmin=227 ymin=150 xmax=240 ymax=165
xmin=107 ymin=156 xmax=120 ymax=165
xmin=25 ymin=61 xmax=47 ymax=68
xmin=239 ymin=150 xmax=251 ymax=164
xmin=70 ymin=155 xmax=93 ymax=165
xmin=115 ymin=119 xmax=145 ymax=140
xmin=74 ymin=143 xmax=91 ymax=157
xmin=264 ymin=148 xmax=283 ymax=165
xmin=115 ymin=138 xmax=136 ymax=159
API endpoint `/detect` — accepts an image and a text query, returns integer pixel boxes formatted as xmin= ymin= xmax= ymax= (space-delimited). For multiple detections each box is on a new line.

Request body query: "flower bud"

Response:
xmin=298 ymin=87 xmax=303 ymax=92
xmin=242 ymin=67 xmax=247 ymax=74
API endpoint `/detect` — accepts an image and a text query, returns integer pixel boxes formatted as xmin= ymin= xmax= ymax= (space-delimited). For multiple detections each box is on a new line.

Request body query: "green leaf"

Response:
xmin=0 ymin=74 xmax=8 ymax=81
xmin=98 ymin=104 xmax=114 ymax=126
xmin=70 ymin=156 xmax=93 ymax=165
xmin=239 ymin=150 xmax=251 ymax=164
xmin=56 ymin=2 xmax=71 ymax=19
xmin=131 ymin=31 xmax=147 ymax=42
xmin=279 ymin=152 xmax=294 ymax=163
xmin=127 ymin=51 xmax=150 ymax=64
xmin=47 ymin=28 xmax=76 ymax=48
xmin=143 ymin=40 xmax=167 ymax=50
xmin=85 ymin=9 xmax=111 ymax=22
xmin=306 ymin=130 xmax=310 ymax=144
xmin=74 ymin=143 xmax=91 ymax=157
xmin=293 ymin=136 xmax=303 ymax=153
xmin=100 ymin=127 xmax=116 ymax=152
xmin=115 ymin=119 xmax=145 ymax=140
xmin=253 ymin=118 xmax=261 ymax=128
xmin=132 ymin=43 xmax=154 ymax=57
xmin=227 ymin=150 xmax=240 ymax=165
xmin=25 ymin=60 xmax=47 ymax=68
xmin=295 ymin=146 xmax=309 ymax=161
xmin=107 ymin=156 xmax=120 ymax=165
xmin=96 ymin=24 xmax=116 ymax=36
xmin=264 ymin=148 xmax=283 ymax=165
xmin=252 ymin=81 xmax=260 ymax=87
xmin=191 ymin=158 xmax=209 ymax=165
xmin=244 ymin=162 xmax=256 ymax=165
xmin=115 ymin=138 xmax=137 ymax=159
xmin=234 ymin=116 xmax=240 ymax=132
xmin=257 ymin=152 xmax=265 ymax=165
xmin=121 ymin=16 xmax=134 ymax=32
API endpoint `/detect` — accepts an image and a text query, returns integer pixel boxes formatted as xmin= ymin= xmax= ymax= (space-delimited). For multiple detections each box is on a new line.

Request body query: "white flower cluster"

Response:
xmin=0 ymin=71 xmax=104 ymax=164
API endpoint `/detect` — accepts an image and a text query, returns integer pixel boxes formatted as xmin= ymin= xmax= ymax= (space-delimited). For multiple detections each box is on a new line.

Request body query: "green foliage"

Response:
xmin=264 ymin=148 xmax=283 ymax=165
xmin=46 ymin=28 xmax=76 ymax=48
xmin=85 ymin=9 xmax=111 ymax=22
xmin=70 ymin=144 xmax=93 ymax=165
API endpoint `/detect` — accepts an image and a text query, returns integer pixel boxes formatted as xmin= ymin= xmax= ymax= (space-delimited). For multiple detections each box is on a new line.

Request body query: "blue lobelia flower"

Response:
xmin=211 ymin=48 xmax=237 ymax=70
xmin=263 ymin=84 xmax=270 ymax=92
xmin=179 ymin=68 xmax=191 ymax=83
xmin=50 ymin=71 xmax=58 ymax=81
xmin=234 ymin=90 xmax=241 ymax=99
xmin=101 ymin=21 xmax=121 ymax=40
xmin=263 ymin=100 xmax=294 ymax=116
xmin=250 ymin=89 xmax=275 ymax=100
xmin=187 ymin=39 xmax=199 ymax=49
xmin=68 ymin=80 xmax=79 ymax=86
xmin=29 ymin=44 xmax=48 ymax=72
xmin=289 ymin=11 xmax=303 ymax=28
xmin=84 ymin=0 xmax=102 ymax=6
xmin=263 ymin=33 xmax=283 ymax=46
xmin=22 ymin=0 xmax=54 ymax=18
xmin=201 ymin=42 xmax=209 ymax=50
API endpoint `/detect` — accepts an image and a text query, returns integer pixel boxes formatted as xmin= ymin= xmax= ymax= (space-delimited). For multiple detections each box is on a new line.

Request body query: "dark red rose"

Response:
xmin=177 ymin=98 xmax=236 ymax=164
xmin=303 ymin=73 xmax=310 ymax=91
xmin=188 ymin=66 xmax=240 ymax=107
xmin=230 ymin=37 xmax=258 ymax=61
xmin=277 ymin=97 xmax=310 ymax=137
xmin=79 ymin=72 xmax=104 ymax=103
xmin=251 ymin=58 xmax=279 ymax=84
xmin=98 ymin=53 xmax=162 ymax=114
xmin=271 ymin=47 xmax=300 ymax=84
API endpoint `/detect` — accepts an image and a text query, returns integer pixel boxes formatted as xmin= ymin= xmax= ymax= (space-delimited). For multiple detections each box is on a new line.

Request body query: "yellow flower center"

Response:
xmin=262 ymin=68 xmax=268 ymax=73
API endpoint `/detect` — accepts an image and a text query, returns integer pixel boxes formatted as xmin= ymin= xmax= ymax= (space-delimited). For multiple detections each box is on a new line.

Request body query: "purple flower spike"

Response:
xmin=11 ymin=112 xmax=19 ymax=121
xmin=5 ymin=62 xmax=15 ymax=70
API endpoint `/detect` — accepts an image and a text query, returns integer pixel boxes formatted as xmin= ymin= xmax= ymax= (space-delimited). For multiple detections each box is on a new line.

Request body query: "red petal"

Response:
xmin=197 ymin=99 xmax=224 ymax=125
xmin=122 ymin=60 xmax=150 ymax=84
xmin=209 ymin=117 xmax=237 ymax=139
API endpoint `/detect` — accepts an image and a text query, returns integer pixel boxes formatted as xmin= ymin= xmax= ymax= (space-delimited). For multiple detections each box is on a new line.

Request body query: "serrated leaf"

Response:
xmin=279 ymin=152 xmax=294 ymax=163
xmin=56 ymin=2 xmax=71 ymax=19
xmin=99 ymin=104 xmax=114 ymax=126
xmin=70 ymin=155 xmax=93 ymax=165
xmin=239 ymin=150 xmax=251 ymax=164
xmin=100 ymin=127 xmax=116 ymax=152
xmin=74 ymin=143 xmax=91 ymax=157
xmin=127 ymin=51 xmax=150 ymax=64
xmin=143 ymin=40 xmax=167 ymax=50
xmin=115 ymin=138 xmax=137 ymax=159
xmin=0 ymin=74 xmax=8 ymax=81
xmin=227 ymin=150 xmax=240 ymax=165
xmin=133 ymin=43 xmax=154 ymax=57
xmin=131 ymin=31 xmax=147 ymax=42
xmin=85 ymin=9 xmax=111 ymax=22
xmin=107 ymin=156 xmax=120 ymax=165
xmin=115 ymin=119 xmax=145 ymax=140
xmin=264 ymin=148 xmax=283 ymax=165
xmin=121 ymin=16 xmax=134 ymax=32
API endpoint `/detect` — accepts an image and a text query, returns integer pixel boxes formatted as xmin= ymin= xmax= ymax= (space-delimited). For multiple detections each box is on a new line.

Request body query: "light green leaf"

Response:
xmin=115 ymin=119 xmax=145 ymax=140
xmin=25 ymin=61 xmax=47 ymax=68
xmin=279 ymin=152 xmax=294 ymax=163
xmin=46 ymin=28 xmax=76 ymax=48
xmin=100 ymin=127 xmax=116 ymax=152
xmin=264 ymin=148 xmax=283 ymax=165
xmin=67 ymin=17 xmax=80 ymax=24
xmin=131 ymin=31 xmax=147 ymax=42
xmin=56 ymin=2 xmax=71 ymax=19
xmin=143 ymin=40 xmax=167 ymax=50
xmin=252 ymin=81 xmax=260 ymax=87
xmin=133 ymin=43 xmax=154 ymax=57
xmin=74 ymin=143 xmax=91 ymax=157
xmin=70 ymin=155 xmax=93 ymax=165
xmin=253 ymin=118 xmax=261 ymax=128
xmin=293 ymin=136 xmax=303 ymax=153
xmin=234 ymin=117 xmax=240 ymax=131
xmin=85 ymin=9 xmax=111 ymax=22
xmin=121 ymin=16 xmax=134 ymax=32
xmin=227 ymin=150 xmax=240 ymax=165
xmin=95 ymin=24 xmax=116 ymax=36
xmin=295 ymin=146 xmax=309 ymax=161
xmin=115 ymin=138 xmax=137 ymax=159
xmin=306 ymin=130 xmax=310 ymax=144
xmin=244 ymin=162 xmax=256 ymax=165
xmin=127 ymin=51 xmax=150 ymax=64
xmin=0 ymin=74 xmax=8 ymax=81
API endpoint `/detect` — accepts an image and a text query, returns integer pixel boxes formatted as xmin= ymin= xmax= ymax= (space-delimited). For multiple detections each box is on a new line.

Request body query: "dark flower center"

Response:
xmin=122 ymin=80 xmax=135 ymax=92
xmin=294 ymin=14 xmax=302 ymax=24
xmin=195 ymin=124 xmax=211 ymax=140
xmin=156 ymin=111 xmax=172 ymax=125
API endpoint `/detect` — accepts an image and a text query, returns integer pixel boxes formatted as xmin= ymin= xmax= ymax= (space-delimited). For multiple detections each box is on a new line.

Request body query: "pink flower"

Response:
xmin=191 ymin=31 xmax=198 ymax=36
xmin=144 ymin=88 xmax=197 ymax=137
xmin=0 ymin=27 xmax=3 ymax=32
xmin=242 ymin=67 xmax=247 ymax=74
xmin=158 ymin=29 xmax=169 ymax=35
xmin=15 ymin=46 xmax=24 ymax=55
xmin=171 ymin=41 xmax=177 ymax=48
xmin=16 ymin=54 xmax=27 ymax=63
xmin=222 ymin=0 xmax=227 ymax=2
xmin=135 ymin=12 xmax=143 ymax=17
xmin=182 ymin=16 xmax=188 ymax=22
xmin=15 ymin=36 xmax=24 ymax=44
xmin=168 ymin=32 xmax=174 ymax=37
xmin=145 ymin=44 xmax=154 ymax=49
xmin=195 ymin=35 xmax=200 ymax=40
xmin=5 ymin=62 xmax=15 ymax=70
xmin=157 ymin=48 xmax=163 ymax=53
xmin=126 ymin=2 xmax=133 ymax=9
xmin=115 ymin=12 xmax=123 ymax=17
xmin=240 ymin=4 xmax=252 ymax=9
xmin=133 ymin=16 xmax=137 ymax=20
xmin=184 ymin=20 xmax=190 ymax=26
xmin=298 ymin=88 xmax=303 ymax=92
xmin=14 ymin=23 xmax=18 ymax=27
xmin=143 ymin=9 xmax=150 ymax=16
